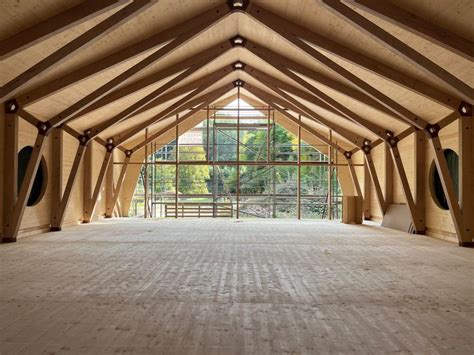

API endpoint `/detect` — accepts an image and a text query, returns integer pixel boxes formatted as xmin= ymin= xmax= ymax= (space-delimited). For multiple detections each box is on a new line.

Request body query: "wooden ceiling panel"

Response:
xmin=392 ymin=0 xmax=473 ymax=39
xmin=120 ymin=14 xmax=239 ymax=85
xmin=0 ymin=0 xmax=84 ymax=38
xmin=123 ymin=115 xmax=177 ymax=150
xmin=346 ymin=3 xmax=473 ymax=87
xmin=0 ymin=4 xmax=128 ymax=86
xmin=251 ymin=0 xmax=470 ymax=93
xmin=238 ymin=14 xmax=348 ymax=85
xmin=2 ymin=0 xmax=469 ymax=149
xmin=98 ymin=92 xmax=192 ymax=141
xmin=24 ymin=47 xmax=159 ymax=119
xmin=150 ymin=49 xmax=239 ymax=90
xmin=316 ymin=50 xmax=455 ymax=123
xmin=294 ymin=94 xmax=381 ymax=142
xmin=241 ymin=76 xmax=376 ymax=144
xmin=67 ymin=76 xmax=175 ymax=132
xmin=238 ymin=51 xmax=312 ymax=93
xmin=295 ymin=74 xmax=410 ymax=132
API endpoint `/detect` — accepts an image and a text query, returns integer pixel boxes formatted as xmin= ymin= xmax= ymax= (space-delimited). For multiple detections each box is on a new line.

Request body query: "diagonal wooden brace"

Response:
xmin=51 ymin=141 xmax=88 ymax=231
xmin=83 ymin=148 xmax=113 ymax=223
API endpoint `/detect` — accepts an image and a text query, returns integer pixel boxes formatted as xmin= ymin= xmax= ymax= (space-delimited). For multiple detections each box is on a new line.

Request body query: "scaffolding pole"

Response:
xmin=328 ymin=130 xmax=332 ymax=220
xmin=206 ymin=105 xmax=210 ymax=162
xmin=236 ymin=87 xmax=240 ymax=219
xmin=175 ymin=114 xmax=179 ymax=219
xmin=144 ymin=129 xmax=148 ymax=218
xmin=212 ymin=109 xmax=217 ymax=217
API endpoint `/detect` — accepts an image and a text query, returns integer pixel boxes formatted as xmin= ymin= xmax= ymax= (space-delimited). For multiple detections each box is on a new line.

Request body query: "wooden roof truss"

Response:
xmin=2 ymin=0 xmax=472 ymax=245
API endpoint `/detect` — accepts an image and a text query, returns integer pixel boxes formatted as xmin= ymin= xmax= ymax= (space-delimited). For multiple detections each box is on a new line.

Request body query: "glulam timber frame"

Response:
xmin=1 ymin=0 xmax=472 ymax=246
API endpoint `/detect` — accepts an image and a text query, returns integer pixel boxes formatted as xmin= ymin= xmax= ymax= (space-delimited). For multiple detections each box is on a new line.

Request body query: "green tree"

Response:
xmin=173 ymin=146 xmax=210 ymax=194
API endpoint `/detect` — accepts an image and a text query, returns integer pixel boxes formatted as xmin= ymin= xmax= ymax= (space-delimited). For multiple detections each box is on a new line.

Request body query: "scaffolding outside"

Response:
xmin=127 ymin=98 xmax=343 ymax=220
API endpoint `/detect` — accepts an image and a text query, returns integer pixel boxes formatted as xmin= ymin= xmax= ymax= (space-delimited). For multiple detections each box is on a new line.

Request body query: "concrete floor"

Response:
xmin=0 ymin=219 xmax=473 ymax=354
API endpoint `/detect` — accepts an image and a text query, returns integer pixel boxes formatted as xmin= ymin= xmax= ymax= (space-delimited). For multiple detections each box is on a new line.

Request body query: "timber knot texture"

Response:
xmin=227 ymin=0 xmax=249 ymax=12
xmin=425 ymin=123 xmax=441 ymax=138
xmin=458 ymin=102 xmax=472 ymax=116
xmin=5 ymin=99 xmax=19 ymax=113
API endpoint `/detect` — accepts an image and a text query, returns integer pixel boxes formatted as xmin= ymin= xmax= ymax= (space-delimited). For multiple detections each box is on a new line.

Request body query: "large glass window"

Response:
xmin=129 ymin=99 xmax=343 ymax=220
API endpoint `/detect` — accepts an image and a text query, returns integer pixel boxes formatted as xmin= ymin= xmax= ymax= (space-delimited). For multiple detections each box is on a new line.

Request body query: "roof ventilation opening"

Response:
xmin=234 ymin=37 xmax=244 ymax=45
xmin=233 ymin=0 xmax=244 ymax=7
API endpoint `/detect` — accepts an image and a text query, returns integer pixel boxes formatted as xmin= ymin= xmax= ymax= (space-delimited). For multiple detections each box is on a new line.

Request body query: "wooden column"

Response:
xmin=51 ymin=128 xmax=63 ymax=227
xmin=414 ymin=130 xmax=426 ymax=231
xmin=459 ymin=113 xmax=473 ymax=245
xmin=105 ymin=151 xmax=115 ymax=218
xmin=363 ymin=161 xmax=372 ymax=220
xmin=82 ymin=142 xmax=93 ymax=223
xmin=384 ymin=143 xmax=393 ymax=205
xmin=2 ymin=102 xmax=19 ymax=243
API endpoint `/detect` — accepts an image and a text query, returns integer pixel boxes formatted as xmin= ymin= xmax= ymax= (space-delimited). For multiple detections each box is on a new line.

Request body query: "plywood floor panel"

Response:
xmin=0 ymin=219 xmax=472 ymax=354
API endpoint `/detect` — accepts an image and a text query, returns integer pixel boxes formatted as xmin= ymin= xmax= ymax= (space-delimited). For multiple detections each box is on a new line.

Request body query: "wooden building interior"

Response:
xmin=0 ymin=0 xmax=473 ymax=353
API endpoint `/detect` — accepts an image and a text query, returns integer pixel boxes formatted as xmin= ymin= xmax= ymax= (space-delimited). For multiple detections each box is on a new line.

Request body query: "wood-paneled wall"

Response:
xmin=0 ymin=108 xmax=464 ymax=244
xmin=0 ymin=112 xmax=110 ymax=239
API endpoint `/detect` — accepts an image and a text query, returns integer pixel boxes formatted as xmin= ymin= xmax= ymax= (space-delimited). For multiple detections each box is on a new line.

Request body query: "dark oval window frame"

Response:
xmin=17 ymin=146 xmax=48 ymax=207
xmin=429 ymin=148 xmax=459 ymax=211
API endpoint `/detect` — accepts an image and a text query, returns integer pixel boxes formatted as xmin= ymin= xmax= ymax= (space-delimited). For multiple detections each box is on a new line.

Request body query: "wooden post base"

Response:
xmin=1 ymin=237 xmax=17 ymax=243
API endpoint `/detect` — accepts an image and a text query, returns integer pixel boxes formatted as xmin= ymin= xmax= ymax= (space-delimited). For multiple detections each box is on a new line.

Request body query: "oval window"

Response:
xmin=430 ymin=149 xmax=458 ymax=210
xmin=17 ymin=146 xmax=48 ymax=206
